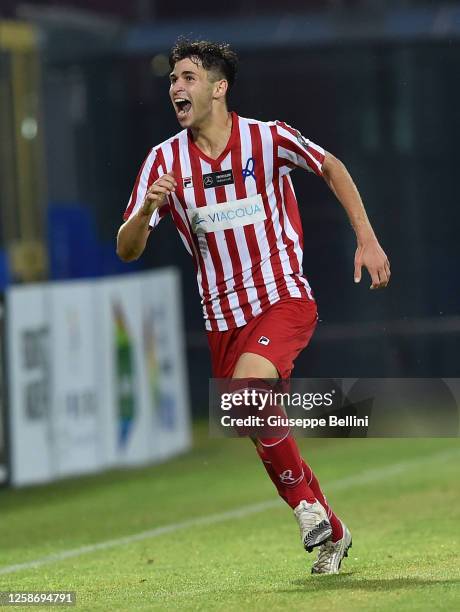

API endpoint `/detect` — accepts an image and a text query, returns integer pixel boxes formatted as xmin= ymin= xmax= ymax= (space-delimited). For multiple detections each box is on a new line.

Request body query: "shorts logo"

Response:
xmin=183 ymin=177 xmax=193 ymax=189
xmin=258 ymin=336 xmax=270 ymax=346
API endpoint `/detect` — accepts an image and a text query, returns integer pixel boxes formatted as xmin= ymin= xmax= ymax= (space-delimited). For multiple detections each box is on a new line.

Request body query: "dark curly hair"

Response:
xmin=169 ymin=38 xmax=238 ymax=90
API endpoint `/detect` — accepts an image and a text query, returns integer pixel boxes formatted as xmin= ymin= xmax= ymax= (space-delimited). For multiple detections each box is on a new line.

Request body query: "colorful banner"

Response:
xmin=97 ymin=269 xmax=191 ymax=467
xmin=97 ymin=275 xmax=152 ymax=466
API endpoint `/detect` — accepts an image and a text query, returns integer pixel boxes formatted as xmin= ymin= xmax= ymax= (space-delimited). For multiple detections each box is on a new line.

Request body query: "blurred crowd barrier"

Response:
xmin=1 ymin=268 xmax=190 ymax=487
xmin=0 ymin=20 xmax=47 ymax=283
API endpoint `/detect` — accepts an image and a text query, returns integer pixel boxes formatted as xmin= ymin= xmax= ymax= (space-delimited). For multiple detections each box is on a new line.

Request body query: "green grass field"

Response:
xmin=1 ymin=424 xmax=459 ymax=611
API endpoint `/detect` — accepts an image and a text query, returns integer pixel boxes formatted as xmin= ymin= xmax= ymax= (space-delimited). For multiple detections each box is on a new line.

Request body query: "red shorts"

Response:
xmin=207 ymin=297 xmax=318 ymax=379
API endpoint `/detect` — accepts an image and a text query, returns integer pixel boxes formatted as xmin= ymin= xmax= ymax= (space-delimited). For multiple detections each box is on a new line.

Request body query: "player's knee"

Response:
xmin=232 ymin=352 xmax=278 ymax=379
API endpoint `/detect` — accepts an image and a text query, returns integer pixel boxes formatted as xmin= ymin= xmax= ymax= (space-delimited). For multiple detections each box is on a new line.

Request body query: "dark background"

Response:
xmin=1 ymin=1 xmax=459 ymax=415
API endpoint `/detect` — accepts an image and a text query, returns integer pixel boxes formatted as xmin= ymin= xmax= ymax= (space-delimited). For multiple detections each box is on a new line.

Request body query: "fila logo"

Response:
xmin=258 ymin=336 xmax=270 ymax=346
xmin=183 ymin=177 xmax=193 ymax=189
xmin=242 ymin=157 xmax=256 ymax=181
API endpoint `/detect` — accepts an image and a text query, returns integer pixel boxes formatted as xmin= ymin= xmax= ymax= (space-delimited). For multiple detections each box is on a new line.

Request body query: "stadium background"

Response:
xmin=2 ymin=0 xmax=460 ymax=410
xmin=0 ymin=2 xmax=459 ymax=609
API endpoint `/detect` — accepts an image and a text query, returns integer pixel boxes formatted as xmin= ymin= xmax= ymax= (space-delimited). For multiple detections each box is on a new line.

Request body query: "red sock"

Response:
xmin=255 ymin=444 xmax=289 ymax=504
xmin=257 ymin=435 xmax=316 ymax=508
xmin=256 ymin=445 xmax=343 ymax=542
xmin=228 ymin=380 xmax=317 ymax=510
xmin=302 ymin=459 xmax=343 ymax=542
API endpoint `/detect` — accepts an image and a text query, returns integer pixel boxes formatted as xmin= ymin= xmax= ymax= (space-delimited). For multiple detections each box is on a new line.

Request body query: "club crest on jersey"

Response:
xmin=187 ymin=194 xmax=266 ymax=234
xmin=258 ymin=336 xmax=270 ymax=346
xmin=183 ymin=176 xmax=193 ymax=189
xmin=242 ymin=157 xmax=256 ymax=182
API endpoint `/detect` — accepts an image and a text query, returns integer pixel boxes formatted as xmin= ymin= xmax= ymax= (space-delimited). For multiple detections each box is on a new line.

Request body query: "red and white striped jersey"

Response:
xmin=124 ymin=112 xmax=325 ymax=331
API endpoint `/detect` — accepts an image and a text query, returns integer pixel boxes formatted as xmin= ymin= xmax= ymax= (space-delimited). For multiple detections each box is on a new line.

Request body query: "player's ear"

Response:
xmin=213 ymin=79 xmax=228 ymax=100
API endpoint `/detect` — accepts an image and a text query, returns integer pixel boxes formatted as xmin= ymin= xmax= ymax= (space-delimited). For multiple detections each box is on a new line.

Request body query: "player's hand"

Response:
xmin=141 ymin=172 xmax=176 ymax=216
xmin=354 ymin=238 xmax=390 ymax=290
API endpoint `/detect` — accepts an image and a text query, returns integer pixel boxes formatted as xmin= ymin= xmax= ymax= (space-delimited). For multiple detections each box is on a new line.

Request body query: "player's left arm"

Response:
xmin=321 ymin=152 xmax=390 ymax=290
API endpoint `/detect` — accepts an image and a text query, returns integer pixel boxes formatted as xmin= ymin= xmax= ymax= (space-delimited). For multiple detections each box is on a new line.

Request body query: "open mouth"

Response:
xmin=175 ymin=97 xmax=192 ymax=118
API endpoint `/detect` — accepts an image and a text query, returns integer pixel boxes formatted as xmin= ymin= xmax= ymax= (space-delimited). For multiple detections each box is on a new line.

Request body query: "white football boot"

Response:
xmin=293 ymin=500 xmax=332 ymax=553
xmin=311 ymin=522 xmax=352 ymax=574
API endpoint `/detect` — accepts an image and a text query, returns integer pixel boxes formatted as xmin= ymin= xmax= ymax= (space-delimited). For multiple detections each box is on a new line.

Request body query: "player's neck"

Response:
xmin=190 ymin=109 xmax=232 ymax=160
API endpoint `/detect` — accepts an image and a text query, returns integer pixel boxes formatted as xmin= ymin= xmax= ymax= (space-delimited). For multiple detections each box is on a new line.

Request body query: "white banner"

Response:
xmin=0 ymin=300 xmax=8 ymax=484
xmin=7 ymin=285 xmax=53 ymax=485
xmin=139 ymin=270 xmax=191 ymax=461
xmin=48 ymin=282 xmax=103 ymax=477
xmin=7 ymin=269 xmax=191 ymax=486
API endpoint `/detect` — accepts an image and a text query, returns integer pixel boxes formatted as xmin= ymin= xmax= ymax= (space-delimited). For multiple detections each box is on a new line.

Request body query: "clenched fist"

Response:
xmin=142 ymin=172 xmax=177 ymax=216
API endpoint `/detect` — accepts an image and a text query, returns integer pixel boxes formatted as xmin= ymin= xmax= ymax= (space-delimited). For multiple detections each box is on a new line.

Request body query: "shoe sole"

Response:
xmin=303 ymin=520 xmax=333 ymax=553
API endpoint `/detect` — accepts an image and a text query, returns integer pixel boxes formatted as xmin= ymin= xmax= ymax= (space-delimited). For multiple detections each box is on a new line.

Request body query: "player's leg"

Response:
xmin=251 ymin=395 xmax=351 ymax=572
xmin=207 ymin=299 xmax=348 ymax=560
xmin=253 ymin=443 xmax=344 ymax=540
xmin=233 ymin=352 xmax=316 ymax=507
xmin=232 ymin=350 xmax=332 ymax=552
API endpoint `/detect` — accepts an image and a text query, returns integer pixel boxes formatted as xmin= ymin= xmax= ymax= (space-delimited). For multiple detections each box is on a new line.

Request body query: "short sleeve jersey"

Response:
xmin=124 ymin=112 xmax=325 ymax=331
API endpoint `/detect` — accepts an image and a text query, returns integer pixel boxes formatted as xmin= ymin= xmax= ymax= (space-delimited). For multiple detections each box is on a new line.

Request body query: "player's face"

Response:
xmin=169 ymin=58 xmax=215 ymax=128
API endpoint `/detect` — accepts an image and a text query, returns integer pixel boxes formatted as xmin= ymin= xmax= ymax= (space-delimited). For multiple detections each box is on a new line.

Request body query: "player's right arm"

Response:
xmin=117 ymin=172 xmax=176 ymax=262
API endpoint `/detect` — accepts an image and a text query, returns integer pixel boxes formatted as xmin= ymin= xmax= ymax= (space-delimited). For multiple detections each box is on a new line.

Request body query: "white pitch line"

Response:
xmin=0 ymin=447 xmax=458 ymax=576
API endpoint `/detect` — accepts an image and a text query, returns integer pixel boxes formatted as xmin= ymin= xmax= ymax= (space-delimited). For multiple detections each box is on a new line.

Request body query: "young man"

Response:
xmin=117 ymin=39 xmax=390 ymax=575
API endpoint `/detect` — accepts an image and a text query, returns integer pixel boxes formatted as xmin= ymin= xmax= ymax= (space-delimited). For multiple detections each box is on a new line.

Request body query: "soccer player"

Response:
xmin=117 ymin=39 xmax=390 ymax=575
